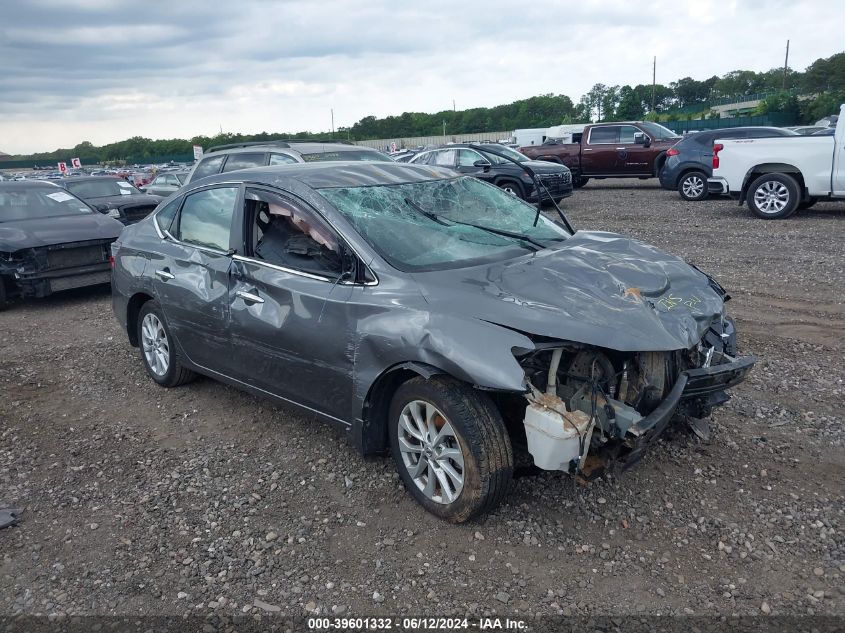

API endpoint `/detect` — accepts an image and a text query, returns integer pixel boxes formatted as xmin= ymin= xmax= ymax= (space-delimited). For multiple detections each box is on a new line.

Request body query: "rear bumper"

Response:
xmin=707 ymin=177 xmax=730 ymax=195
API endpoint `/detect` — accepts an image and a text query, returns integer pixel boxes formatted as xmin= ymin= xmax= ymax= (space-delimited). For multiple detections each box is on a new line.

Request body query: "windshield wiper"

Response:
xmin=405 ymin=197 xmax=544 ymax=250
xmin=442 ymin=218 xmax=545 ymax=249
xmin=404 ymin=198 xmax=452 ymax=226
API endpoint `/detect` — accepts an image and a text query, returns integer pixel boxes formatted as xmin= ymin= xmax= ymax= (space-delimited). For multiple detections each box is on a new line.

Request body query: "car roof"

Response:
xmin=60 ymin=175 xmax=123 ymax=182
xmin=203 ymin=142 xmax=383 ymax=156
xmin=196 ymin=161 xmax=457 ymax=189
xmin=0 ymin=180 xmax=59 ymax=191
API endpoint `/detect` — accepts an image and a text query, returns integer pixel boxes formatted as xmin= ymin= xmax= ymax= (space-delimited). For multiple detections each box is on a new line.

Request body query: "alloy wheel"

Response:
xmin=397 ymin=400 xmax=465 ymax=504
xmin=682 ymin=174 xmax=704 ymax=198
xmin=141 ymin=313 xmax=170 ymax=376
xmin=753 ymin=180 xmax=790 ymax=214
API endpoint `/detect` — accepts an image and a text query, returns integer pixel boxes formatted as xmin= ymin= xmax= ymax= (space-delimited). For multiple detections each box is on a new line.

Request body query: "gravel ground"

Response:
xmin=1 ymin=180 xmax=843 ymax=623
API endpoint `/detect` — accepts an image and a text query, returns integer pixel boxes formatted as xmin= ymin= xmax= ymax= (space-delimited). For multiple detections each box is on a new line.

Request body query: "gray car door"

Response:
xmin=227 ymin=187 xmax=355 ymax=422
xmin=151 ymin=185 xmax=239 ymax=370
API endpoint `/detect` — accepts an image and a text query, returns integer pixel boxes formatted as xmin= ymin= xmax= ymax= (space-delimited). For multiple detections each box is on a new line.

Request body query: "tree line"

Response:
xmin=9 ymin=51 xmax=844 ymax=164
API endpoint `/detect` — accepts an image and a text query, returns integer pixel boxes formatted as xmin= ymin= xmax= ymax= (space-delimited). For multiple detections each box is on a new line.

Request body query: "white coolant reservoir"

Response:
xmin=523 ymin=402 xmax=593 ymax=471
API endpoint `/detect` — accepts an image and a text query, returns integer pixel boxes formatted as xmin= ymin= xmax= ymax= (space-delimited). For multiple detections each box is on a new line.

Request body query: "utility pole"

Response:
xmin=452 ymin=99 xmax=456 ymax=112
xmin=443 ymin=120 xmax=446 ymax=137
xmin=651 ymin=56 xmax=656 ymax=112
xmin=782 ymin=39 xmax=790 ymax=90
xmin=331 ymin=109 xmax=335 ymax=137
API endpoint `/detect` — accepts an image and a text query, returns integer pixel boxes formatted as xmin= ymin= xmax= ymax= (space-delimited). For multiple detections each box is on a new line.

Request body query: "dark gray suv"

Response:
xmin=111 ymin=162 xmax=753 ymax=521
xmin=186 ymin=140 xmax=392 ymax=185
xmin=659 ymin=127 xmax=797 ymax=200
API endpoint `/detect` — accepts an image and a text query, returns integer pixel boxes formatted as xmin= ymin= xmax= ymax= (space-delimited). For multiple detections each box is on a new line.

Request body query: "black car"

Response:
xmin=56 ymin=176 xmax=163 ymax=224
xmin=409 ymin=143 xmax=573 ymax=203
xmin=659 ymin=127 xmax=798 ymax=201
xmin=0 ymin=181 xmax=124 ymax=309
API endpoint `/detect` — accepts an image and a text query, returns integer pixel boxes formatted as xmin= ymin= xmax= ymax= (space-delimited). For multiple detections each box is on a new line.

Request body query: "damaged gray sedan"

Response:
xmin=111 ymin=162 xmax=754 ymax=522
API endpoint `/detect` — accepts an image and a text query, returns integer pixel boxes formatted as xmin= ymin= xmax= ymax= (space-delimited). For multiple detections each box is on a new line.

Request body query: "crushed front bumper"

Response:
xmin=621 ymin=351 xmax=755 ymax=464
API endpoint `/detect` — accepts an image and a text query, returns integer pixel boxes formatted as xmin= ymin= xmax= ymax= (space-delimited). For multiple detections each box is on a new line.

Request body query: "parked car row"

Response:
xmin=511 ymin=109 xmax=843 ymax=219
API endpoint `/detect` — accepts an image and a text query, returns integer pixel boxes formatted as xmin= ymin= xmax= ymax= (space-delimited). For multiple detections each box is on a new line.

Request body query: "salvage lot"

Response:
xmin=1 ymin=181 xmax=843 ymax=619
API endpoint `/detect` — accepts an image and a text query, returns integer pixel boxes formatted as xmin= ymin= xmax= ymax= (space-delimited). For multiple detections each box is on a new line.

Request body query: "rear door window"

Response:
xmin=177 ymin=187 xmax=239 ymax=251
xmin=192 ymin=155 xmax=225 ymax=180
xmin=433 ymin=150 xmax=457 ymax=167
xmin=588 ymin=127 xmax=619 ymax=144
xmin=222 ymin=153 xmax=266 ymax=172
xmin=269 ymin=153 xmax=298 ymax=165
xmin=155 ymin=197 xmax=181 ymax=233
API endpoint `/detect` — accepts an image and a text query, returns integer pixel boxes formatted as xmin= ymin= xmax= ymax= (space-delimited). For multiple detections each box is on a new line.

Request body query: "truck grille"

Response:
xmin=46 ymin=243 xmax=110 ymax=269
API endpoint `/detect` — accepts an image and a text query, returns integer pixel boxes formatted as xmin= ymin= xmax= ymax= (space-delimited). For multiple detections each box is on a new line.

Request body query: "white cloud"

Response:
xmin=0 ymin=0 xmax=839 ymax=154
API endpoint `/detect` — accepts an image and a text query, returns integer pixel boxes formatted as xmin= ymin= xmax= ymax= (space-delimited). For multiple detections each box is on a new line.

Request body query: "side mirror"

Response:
xmin=473 ymin=159 xmax=492 ymax=169
xmin=634 ymin=132 xmax=651 ymax=147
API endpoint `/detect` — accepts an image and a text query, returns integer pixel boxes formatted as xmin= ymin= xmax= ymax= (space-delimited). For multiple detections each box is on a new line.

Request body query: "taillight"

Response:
xmin=712 ymin=143 xmax=724 ymax=169
xmin=109 ymin=255 xmax=115 ymax=268
xmin=666 ymin=147 xmax=680 ymax=157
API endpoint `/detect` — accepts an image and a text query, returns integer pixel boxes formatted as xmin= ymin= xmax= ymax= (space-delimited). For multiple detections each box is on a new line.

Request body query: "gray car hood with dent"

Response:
xmin=0 ymin=215 xmax=124 ymax=252
xmin=412 ymin=230 xmax=724 ymax=352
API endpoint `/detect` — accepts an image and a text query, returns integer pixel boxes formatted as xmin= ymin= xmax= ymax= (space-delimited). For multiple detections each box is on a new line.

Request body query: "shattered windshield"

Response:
xmin=318 ymin=176 xmax=570 ymax=272
xmin=65 ymin=179 xmax=141 ymax=198
xmin=482 ymin=146 xmax=528 ymax=163
xmin=0 ymin=187 xmax=94 ymax=221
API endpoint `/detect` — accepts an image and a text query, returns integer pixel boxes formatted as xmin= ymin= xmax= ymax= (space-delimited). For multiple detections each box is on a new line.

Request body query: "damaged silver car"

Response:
xmin=111 ymin=162 xmax=754 ymax=522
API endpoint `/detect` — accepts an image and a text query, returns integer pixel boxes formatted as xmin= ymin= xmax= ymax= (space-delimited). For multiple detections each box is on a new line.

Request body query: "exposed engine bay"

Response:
xmin=518 ymin=315 xmax=753 ymax=476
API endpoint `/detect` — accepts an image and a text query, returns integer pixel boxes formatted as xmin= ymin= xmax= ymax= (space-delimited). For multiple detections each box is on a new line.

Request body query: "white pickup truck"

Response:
xmin=708 ymin=103 xmax=844 ymax=219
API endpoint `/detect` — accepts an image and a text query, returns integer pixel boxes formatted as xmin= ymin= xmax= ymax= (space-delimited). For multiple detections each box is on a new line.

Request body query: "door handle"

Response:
xmin=236 ymin=290 xmax=264 ymax=304
xmin=155 ymin=269 xmax=174 ymax=281
xmin=616 ymin=147 xmax=627 ymax=150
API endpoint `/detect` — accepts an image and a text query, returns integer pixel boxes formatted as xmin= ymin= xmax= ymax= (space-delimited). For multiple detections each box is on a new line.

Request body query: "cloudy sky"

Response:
xmin=0 ymin=0 xmax=840 ymax=154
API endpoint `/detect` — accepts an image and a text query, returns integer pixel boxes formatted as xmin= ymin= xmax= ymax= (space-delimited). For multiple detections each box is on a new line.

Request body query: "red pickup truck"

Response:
xmin=519 ymin=121 xmax=681 ymax=187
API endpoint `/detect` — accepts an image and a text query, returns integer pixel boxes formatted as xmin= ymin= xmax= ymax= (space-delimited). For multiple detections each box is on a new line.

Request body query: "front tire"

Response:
xmin=498 ymin=181 xmax=524 ymax=199
xmin=137 ymin=301 xmax=196 ymax=387
xmin=389 ymin=376 xmax=513 ymax=523
xmin=572 ymin=176 xmax=590 ymax=188
xmin=678 ymin=170 xmax=709 ymax=201
xmin=747 ymin=173 xmax=800 ymax=219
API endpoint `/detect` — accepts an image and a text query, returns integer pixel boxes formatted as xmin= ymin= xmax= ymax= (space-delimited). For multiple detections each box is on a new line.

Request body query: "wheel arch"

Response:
xmin=126 ymin=291 xmax=155 ymax=347
xmin=354 ymin=361 xmax=447 ymax=456
xmin=740 ymin=164 xmax=806 ymax=204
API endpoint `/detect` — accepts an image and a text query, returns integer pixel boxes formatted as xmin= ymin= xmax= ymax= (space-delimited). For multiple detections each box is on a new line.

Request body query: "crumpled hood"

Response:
xmin=413 ymin=231 xmax=725 ymax=352
xmin=88 ymin=194 xmax=162 ymax=210
xmin=0 ymin=214 xmax=124 ymax=251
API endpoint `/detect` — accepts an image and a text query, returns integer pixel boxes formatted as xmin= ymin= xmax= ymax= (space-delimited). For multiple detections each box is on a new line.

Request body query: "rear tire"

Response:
xmin=572 ymin=176 xmax=590 ymax=188
xmin=389 ymin=376 xmax=513 ymax=523
xmin=747 ymin=173 xmax=800 ymax=219
xmin=678 ymin=170 xmax=709 ymax=201
xmin=137 ymin=300 xmax=196 ymax=388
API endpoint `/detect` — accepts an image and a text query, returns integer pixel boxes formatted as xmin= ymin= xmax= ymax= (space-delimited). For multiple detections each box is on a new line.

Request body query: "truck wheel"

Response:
xmin=389 ymin=376 xmax=513 ymax=523
xmin=573 ymin=177 xmax=590 ymax=188
xmin=678 ymin=170 xmax=709 ymax=201
xmin=747 ymin=173 xmax=800 ymax=219
xmin=498 ymin=181 xmax=524 ymax=199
